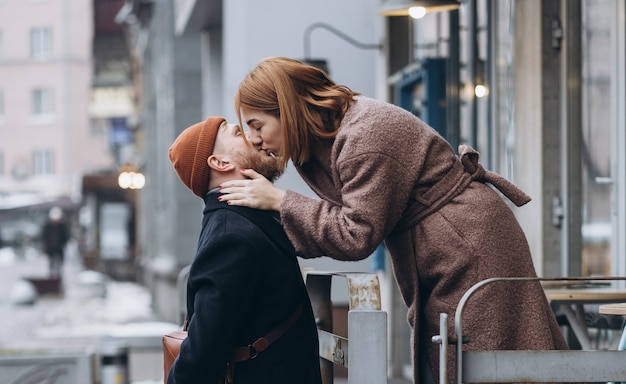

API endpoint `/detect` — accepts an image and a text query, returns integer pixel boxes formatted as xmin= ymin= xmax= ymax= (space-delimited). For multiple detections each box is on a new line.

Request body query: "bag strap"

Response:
xmin=226 ymin=303 xmax=304 ymax=383
xmin=179 ymin=303 xmax=304 ymax=384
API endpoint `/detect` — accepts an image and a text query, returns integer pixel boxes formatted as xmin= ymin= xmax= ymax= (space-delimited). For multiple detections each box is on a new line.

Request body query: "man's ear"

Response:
xmin=207 ymin=155 xmax=236 ymax=172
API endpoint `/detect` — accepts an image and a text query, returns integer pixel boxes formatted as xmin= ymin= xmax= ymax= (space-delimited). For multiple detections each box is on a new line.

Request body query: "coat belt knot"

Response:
xmin=458 ymin=145 xmax=531 ymax=207
xmin=393 ymin=145 xmax=532 ymax=234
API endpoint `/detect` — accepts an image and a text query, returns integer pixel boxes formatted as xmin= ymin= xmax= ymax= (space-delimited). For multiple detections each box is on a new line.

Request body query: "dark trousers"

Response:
xmin=48 ymin=252 xmax=64 ymax=278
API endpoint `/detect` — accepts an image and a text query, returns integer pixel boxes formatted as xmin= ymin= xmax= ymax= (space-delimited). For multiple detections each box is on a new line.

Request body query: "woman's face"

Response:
xmin=240 ymin=108 xmax=282 ymax=158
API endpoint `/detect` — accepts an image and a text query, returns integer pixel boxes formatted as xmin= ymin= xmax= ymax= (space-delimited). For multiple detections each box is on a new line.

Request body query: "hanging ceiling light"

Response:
xmin=379 ymin=0 xmax=461 ymax=18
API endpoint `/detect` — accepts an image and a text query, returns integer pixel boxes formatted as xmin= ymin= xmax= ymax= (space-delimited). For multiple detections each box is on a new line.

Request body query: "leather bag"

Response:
xmin=163 ymin=329 xmax=187 ymax=383
xmin=163 ymin=328 xmax=227 ymax=384
xmin=162 ymin=304 xmax=303 ymax=384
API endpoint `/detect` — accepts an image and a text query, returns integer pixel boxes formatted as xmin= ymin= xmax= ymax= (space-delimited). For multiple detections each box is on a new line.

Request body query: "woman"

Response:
xmin=220 ymin=56 xmax=568 ymax=383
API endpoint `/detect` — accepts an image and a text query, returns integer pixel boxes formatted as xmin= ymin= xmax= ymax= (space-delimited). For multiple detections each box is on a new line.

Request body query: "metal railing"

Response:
xmin=434 ymin=276 xmax=626 ymax=383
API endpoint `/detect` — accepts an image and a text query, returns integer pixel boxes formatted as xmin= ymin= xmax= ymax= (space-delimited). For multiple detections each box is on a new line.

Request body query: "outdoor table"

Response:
xmin=543 ymin=287 xmax=626 ymax=350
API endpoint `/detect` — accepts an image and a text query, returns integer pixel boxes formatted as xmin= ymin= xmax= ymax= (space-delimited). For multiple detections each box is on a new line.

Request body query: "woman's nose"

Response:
xmin=249 ymin=133 xmax=263 ymax=146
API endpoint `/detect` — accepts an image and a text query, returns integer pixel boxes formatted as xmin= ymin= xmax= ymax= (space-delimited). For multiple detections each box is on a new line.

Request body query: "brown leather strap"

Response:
xmin=226 ymin=304 xmax=304 ymax=383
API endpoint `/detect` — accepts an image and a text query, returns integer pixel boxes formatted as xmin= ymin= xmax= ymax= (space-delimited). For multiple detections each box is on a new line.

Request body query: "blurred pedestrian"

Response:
xmin=41 ymin=206 xmax=69 ymax=278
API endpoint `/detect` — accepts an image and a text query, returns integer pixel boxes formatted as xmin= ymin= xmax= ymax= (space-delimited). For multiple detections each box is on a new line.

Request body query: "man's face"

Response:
xmin=215 ymin=122 xmax=284 ymax=182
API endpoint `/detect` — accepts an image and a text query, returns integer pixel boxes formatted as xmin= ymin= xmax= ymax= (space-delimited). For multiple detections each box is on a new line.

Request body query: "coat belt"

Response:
xmin=393 ymin=145 xmax=531 ymax=234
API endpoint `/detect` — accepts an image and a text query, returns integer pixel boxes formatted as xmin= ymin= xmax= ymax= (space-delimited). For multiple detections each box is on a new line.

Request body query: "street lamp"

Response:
xmin=474 ymin=59 xmax=488 ymax=98
xmin=302 ymin=22 xmax=382 ymax=75
xmin=118 ymin=164 xmax=145 ymax=190
xmin=378 ymin=0 xmax=461 ymax=18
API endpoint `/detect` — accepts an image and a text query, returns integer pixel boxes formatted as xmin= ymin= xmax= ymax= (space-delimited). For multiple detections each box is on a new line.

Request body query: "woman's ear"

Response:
xmin=207 ymin=155 xmax=236 ymax=172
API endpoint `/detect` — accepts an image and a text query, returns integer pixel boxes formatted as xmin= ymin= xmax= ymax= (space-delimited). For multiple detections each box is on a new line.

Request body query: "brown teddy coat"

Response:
xmin=280 ymin=96 xmax=568 ymax=383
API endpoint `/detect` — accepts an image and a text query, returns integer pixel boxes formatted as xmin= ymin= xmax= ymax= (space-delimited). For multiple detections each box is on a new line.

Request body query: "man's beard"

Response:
xmin=233 ymin=149 xmax=285 ymax=182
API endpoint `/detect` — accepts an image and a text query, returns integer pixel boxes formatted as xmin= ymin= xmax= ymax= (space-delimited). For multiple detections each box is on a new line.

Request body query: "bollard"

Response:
xmin=99 ymin=342 xmax=129 ymax=384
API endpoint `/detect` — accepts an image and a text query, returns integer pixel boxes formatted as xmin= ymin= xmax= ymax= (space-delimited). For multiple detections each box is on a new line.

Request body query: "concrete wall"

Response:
xmin=513 ymin=0 xmax=560 ymax=276
xmin=221 ymin=0 xmax=384 ymax=296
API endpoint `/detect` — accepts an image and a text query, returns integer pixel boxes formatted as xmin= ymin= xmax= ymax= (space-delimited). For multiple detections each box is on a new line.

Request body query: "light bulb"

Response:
xmin=475 ymin=84 xmax=488 ymax=98
xmin=118 ymin=172 xmax=131 ymax=189
xmin=408 ymin=6 xmax=427 ymax=19
xmin=130 ymin=172 xmax=146 ymax=189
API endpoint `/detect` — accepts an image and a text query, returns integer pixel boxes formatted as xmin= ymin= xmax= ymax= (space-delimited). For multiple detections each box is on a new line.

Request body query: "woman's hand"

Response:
xmin=219 ymin=169 xmax=286 ymax=212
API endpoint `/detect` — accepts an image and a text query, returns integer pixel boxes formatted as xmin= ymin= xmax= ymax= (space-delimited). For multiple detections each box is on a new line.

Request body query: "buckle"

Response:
xmin=248 ymin=345 xmax=258 ymax=359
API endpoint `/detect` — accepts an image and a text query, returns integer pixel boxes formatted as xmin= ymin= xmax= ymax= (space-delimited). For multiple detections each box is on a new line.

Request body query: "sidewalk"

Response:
xmin=0 ymin=243 xmax=178 ymax=383
xmin=0 ymin=246 xmax=56 ymax=349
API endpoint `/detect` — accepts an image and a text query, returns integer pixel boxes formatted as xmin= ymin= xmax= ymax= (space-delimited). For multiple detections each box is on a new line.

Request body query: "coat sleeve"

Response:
xmin=281 ymin=152 xmax=410 ymax=260
xmin=280 ymin=106 xmax=451 ymax=260
xmin=167 ymin=219 xmax=259 ymax=383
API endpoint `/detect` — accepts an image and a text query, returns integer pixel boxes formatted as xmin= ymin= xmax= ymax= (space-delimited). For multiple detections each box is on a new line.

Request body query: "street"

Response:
xmin=0 ymin=243 xmax=176 ymax=383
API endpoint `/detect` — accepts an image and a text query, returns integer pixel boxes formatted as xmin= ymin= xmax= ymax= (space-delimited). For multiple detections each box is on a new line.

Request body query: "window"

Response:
xmin=32 ymin=88 xmax=53 ymax=116
xmin=33 ymin=149 xmax=54 ymax=175
xmin=30 ymin=27 xmax=52 ymax=60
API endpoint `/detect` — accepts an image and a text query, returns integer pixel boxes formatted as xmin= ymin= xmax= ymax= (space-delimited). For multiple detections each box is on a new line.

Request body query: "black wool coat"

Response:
xmin=167 ymin=192 xmax=322 ymax=384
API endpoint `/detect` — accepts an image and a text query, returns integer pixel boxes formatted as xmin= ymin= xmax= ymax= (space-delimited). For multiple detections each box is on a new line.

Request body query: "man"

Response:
xmin=167 ymin=117 xmax=321 ymax=384
xmin=41 ymin=206 xmax=70 ymax=278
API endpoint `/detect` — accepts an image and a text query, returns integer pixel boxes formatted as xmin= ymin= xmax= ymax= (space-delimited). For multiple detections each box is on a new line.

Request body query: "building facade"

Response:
xmin=0 ymin=0 xmax=113 ymax=201
xmin=0 ymin=0 xmax=142 ymax=279
xmin=120 ymin=0 xmax=626 ymax=379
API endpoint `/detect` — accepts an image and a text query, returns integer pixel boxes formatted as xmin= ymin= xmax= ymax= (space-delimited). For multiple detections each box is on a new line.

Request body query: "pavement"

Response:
xmin=0 ymin=243 xmax=178 ymax=384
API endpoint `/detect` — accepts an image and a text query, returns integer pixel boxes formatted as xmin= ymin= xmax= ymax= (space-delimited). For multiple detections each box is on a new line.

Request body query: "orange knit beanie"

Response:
xmin=168 ymin=117 xmax=225 ymax=198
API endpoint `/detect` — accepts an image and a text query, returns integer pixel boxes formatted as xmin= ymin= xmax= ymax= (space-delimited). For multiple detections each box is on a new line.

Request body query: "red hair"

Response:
xmin=235 ymin=57 xmax=358 ymax=167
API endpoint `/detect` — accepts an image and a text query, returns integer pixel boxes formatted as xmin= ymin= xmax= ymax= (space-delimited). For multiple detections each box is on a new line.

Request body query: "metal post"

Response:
xmin=305 ymin=271 xmax=387 ymax=384
xmin=99 ymin=342 xmax=129 ymax=384
xmin=486 ymin=0 xmax=498 ymax=171
xmin=446 ymin=9 xmax=460 ymax=152
xmin=611 ymin=0 xmax=626 ymax=285
xmin=306 ymin=273 xmax=334 ymax=384
xmin=467 ymin=0 xmax=478 ymax=149
xmin=177 ymin=265 xmax=190 ymax=326
xmin=432 ymin=313 xmax=448 ymax=384
xmin=560 ymin=0 xmax=583 ymax=277
xmin=348 ymin=311 xmax=387 ymax=384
